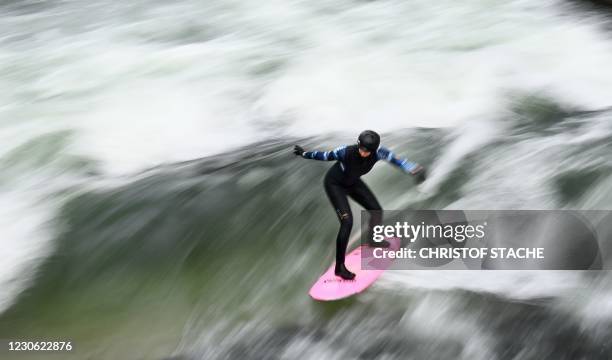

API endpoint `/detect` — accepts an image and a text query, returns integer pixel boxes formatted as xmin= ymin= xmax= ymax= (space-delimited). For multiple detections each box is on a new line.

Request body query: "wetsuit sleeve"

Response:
xmin=302 ymin=146 xmax=346 ymax=161
xmin=377 ymin=146 xmax=421 ymax=174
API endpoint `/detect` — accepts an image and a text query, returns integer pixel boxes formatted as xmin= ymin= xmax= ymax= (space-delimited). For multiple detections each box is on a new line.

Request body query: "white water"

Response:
xmin=2 ymin=0 xmax=612 ymax=313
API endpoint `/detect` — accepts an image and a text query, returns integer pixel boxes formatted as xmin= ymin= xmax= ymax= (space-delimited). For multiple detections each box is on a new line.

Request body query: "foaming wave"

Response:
xmin=0 ymin=190 xmax=54 ymax=313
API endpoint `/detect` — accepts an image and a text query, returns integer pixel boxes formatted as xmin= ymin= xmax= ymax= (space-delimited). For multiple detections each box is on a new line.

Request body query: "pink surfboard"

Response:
xmin=309 ymin=238 xmax=401 ymax=301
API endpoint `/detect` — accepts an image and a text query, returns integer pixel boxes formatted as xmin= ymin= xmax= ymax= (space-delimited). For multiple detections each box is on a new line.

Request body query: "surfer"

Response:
xmin=293 ymin=130 xmax=426 ymax=280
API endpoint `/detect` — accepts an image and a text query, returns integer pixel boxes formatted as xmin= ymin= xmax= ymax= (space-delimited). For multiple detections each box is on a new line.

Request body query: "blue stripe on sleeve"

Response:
xmin=377 ymin=146 xmax=419 ymax=173
xmin=303 ymin=145 xmax=347 ymax=161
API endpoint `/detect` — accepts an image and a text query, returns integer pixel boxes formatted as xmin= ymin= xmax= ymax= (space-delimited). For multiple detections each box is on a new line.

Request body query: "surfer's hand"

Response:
xmin=293 ymin=145 xmax=305 ymax=157
xmin=411 ymin=166 xmax=426 ymax=184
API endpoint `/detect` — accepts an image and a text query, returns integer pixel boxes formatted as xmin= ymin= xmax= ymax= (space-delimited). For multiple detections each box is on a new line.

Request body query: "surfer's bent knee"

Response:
xmin=336 ymin=210 xmax=352 ymax=224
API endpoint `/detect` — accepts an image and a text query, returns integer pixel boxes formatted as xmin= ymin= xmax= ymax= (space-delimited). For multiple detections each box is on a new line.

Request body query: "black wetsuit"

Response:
xmin=302 ymin=144 xmax=420 ymax=266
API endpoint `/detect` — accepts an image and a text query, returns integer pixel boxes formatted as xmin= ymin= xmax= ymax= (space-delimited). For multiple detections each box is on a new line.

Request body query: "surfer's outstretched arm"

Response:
xmin=377 ymin=146 xmax=426 ymax=183
xmin=293 ymin=145 xmax=347 ymax=161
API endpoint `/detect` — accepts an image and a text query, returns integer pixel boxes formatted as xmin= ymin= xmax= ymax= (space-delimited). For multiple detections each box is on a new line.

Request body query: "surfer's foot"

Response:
xmin=367 ymin=239 xmax=390 ymax=248
xmin=335 ymin=263 xmax=356 ymax=280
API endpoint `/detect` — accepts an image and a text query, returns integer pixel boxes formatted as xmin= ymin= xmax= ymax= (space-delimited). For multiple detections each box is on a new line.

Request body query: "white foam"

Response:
xmin=3 ymin=0 xmax=612 ymax=175
xmin=71 ymin=79 xmax=256 ymax=175
xmin=379 ymin=270 xmax=583 ymax=300
xmin=0 ymin=189 xmax=54 ymax=313
xmin=400 ymin=292 xmax=496 ymax=360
